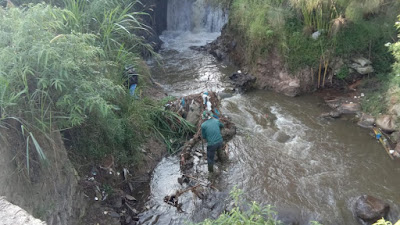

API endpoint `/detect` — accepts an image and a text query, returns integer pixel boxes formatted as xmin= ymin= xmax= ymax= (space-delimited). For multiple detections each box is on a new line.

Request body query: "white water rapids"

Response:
xmin=140 ymin=1 xmax=400 ymax=224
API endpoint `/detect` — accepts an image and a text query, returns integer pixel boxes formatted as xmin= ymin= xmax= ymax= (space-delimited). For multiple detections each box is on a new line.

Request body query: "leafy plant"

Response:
xmin=336 ymin=66 xmax=349 ymax=80
xmin=373 ymin=218 xmax=400 ymax=225
xmin=198 ymin=186 xmax=282 ymax=225
xmin=0 ymin=1 xmax=186 ymax=169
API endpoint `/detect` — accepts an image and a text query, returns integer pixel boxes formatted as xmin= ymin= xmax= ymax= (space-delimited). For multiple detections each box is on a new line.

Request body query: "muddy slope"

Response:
xmin=0 ymin=119 xmax=85 ymax=225
xmin=207 ymin=26 xmax=315 ymax=97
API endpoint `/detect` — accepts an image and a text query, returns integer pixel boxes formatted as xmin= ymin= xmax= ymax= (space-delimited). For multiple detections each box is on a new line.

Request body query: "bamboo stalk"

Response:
xmin=322 ymin=60 xmax=329 ymax=88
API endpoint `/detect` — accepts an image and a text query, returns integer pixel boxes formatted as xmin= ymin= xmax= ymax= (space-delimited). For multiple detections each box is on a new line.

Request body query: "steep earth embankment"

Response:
xmin=206 ymin=26 xmax=315 ymax=97
xmin=206 ymin=23 xmax=400 ymax=158
xmin=0 ymin=119 xmax=85 ymax=225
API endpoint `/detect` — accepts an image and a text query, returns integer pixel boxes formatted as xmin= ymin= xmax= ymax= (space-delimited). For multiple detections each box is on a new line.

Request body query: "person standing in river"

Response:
xmin=201 ymin=111 xmax=225 ymax=173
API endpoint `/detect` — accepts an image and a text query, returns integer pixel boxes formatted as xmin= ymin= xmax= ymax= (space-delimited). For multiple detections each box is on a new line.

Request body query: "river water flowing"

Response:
xmin=140 ymin=1 xmax=400 ymax=224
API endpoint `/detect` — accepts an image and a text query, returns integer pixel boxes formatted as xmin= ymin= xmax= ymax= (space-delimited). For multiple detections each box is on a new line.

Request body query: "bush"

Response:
xmin=0 ymin=2 xmax=192 ymax=167
xmin=336 ymin=66 xmax=349 ymax=80
xmin=227 ymin=0 xmax=399 ymax=77
xmin=0 ymin=4 xmax=121 ymax=130
xmin=229 ymin=0 xmax=289 ymax=63
xmin=197 ymin=187 xmax=323 ymax=225
xmin=198 ymin=187 xmax=282 ymax=225
xmin=372 ymin=218 xmax=400 ymax=225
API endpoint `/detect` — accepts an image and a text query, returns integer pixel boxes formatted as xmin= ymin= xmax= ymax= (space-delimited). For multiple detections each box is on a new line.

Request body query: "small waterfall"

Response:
xmin=167 ymin=0 xmax=228 ymax=32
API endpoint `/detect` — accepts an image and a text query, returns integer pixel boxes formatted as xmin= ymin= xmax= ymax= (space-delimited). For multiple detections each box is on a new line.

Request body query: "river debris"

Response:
xmin=163 ymin=184 xmax=202 ymax=212
xmin=160 ymin=91 xmax=236 ymax=213
xmin=125 ymin=194 xmax=137 ymax=202
xmin=165 ymin=91 xmax=236 ymax=173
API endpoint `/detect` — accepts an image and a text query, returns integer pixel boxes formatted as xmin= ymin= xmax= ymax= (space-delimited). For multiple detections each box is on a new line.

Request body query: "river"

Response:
xmin=140 ymin=1 xmax=400 ymax=224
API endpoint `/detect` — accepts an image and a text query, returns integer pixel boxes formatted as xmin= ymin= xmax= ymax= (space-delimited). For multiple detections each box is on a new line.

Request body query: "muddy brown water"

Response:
xmin=140 ymin=30 xmax=400 ymax=225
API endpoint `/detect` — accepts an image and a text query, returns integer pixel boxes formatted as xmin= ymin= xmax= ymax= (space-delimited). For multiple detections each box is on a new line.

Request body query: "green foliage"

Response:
xmin=0 ymin=4 xmax=121 ymax=131
xmin=336 ymin=66 xmax=349 ymax=80
xmin=390 ymin=16 xmax=400 ymax=79
xmin=289 ymin=0 xmax=337 ymax=32
xmin=0 ymin=1 xmax=187 ymax=168
xmin=382 ymin=16 xmax=400 ymax=121
xmin=372 ymin=218 xmax=400 ymax=225
xmin=198 ymin=187 xmax=282 ymax=225
xmin=198 ymin=187 xmax=323 ymax=225
xmin=361 ymin=91 xmax=387 ymax=116
xmin=230 ymin=0 xmax=289 ymax=63
xmin=228 ymin=0 xmax=399 ymax=75
xmin=62 ymin=0 xmax=154 ymax=60
xmin=69 ymin=96 xmax=195 ymax=163
xmin=285 ymin=31 xmax=324 ymax=70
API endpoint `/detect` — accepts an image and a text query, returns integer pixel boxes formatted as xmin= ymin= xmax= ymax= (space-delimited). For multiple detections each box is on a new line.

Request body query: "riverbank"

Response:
xmin=196 ymin=1 xmax=400 ymax=159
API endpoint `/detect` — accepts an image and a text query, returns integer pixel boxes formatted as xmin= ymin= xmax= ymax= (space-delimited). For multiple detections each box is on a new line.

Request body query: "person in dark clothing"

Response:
xmin=201 ymin=111 xmax=225 ymax=173
xmin=123 ymin=65 xmax=139 ymax=96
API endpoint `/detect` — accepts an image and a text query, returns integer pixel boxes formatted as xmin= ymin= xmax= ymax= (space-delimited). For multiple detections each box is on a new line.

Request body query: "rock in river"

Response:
xmin=376 ymin=115 xmax=397 ymax=133
xmin=337 ymin=102 xmax=361 ymax=114
xmin=357 ymin=113 xmax=375 ymax=128
xmin=354 ymin=195 xmax=390 ymax=224
xmin=229 ymin=72 xmax=256 ymax=92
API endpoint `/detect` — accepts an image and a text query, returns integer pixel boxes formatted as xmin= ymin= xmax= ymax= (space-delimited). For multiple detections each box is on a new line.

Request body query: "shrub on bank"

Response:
xmin=197 ymin=187 xmax=323 ymax=225
xmin=226 ymin=0 xmax=399 ymax=76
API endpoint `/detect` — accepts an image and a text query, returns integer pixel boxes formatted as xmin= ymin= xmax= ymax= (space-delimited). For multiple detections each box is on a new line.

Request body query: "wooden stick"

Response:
xmin=317 ymin=60 xmax=322 ymax=89
xmin=176 ymin=184 xmax=201 ymax=197
xmin=183 ymin=174 xmax=219 ymax=191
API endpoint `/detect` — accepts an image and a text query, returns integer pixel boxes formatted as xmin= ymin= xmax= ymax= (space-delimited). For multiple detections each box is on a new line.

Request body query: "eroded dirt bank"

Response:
xmin=0 ymin=119 xmax=85 ymax=224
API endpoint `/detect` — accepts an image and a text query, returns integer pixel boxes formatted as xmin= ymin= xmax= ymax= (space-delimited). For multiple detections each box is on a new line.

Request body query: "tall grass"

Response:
xmin=0 ymin=0 xmax=189 ymax=170
xmin=230 ymin=0 xmax=290 ymax=63
xmin=227 ymin=0 xmax=399 ymax=74
xmin=289 ymin=0 xmax=338 ymax=32
xmin=0 ymin=4 xmax=119 ymax=131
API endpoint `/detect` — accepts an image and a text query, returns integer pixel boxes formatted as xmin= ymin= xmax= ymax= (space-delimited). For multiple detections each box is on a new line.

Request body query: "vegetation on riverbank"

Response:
xmin=0 ymin=0 xmax=193 ymax=172
xmin=198 ymin=187 xmax=323 ymax=225
xmin=213 ymin=0 xmax=400 ymax=117
xmin=227 ymin=0 xmax=398 ymax=72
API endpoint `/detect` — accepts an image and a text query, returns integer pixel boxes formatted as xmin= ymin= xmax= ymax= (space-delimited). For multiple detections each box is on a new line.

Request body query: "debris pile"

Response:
xmin=160 ymin=91 xmax=236 ymax=212
xmin=164 ymin=91 xmax=236 ymax=173
xmin=79 ymin=155 xmax=145 ymax=225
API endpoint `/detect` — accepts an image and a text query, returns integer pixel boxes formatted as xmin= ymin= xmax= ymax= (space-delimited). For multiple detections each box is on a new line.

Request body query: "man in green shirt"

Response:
xmin=201 ymin=111 xmax=225 ymax=173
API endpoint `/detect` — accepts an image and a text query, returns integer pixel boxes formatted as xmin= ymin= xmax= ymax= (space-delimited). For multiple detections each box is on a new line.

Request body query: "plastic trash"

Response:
xmin=312 ymin=31 xmax=321 ymax=40
xmin=206 ymin=101 xmax=212 ymax=111
xmin=129 ymin=84 xmax=137 ymax=96
xmin=181 ymin=98 xmax=185 ymax=107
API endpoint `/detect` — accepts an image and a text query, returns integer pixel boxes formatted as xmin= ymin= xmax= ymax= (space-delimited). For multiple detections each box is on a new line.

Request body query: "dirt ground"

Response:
xmin=74 ymin=82 xmax=170 ymax=225
xmin=76 ymin=137 xmax=167 ymax=225
xmin=0 ymin=118 xmax=85 ymax=225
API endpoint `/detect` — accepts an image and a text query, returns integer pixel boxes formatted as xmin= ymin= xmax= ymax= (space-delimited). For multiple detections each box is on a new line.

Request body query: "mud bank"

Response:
xmin=201 ymin=26 xmax=314 ymax=97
